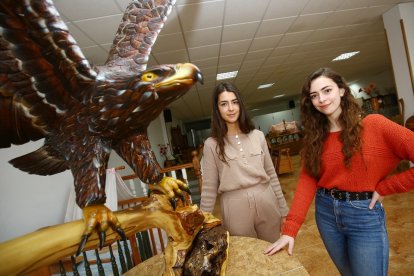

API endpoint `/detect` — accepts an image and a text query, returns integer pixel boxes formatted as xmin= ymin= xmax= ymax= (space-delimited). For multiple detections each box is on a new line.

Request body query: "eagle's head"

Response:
xmin=137 ymin=63 xmax=203 ymax=104
xmin=90 ymin=63 xmax=203 ymax=134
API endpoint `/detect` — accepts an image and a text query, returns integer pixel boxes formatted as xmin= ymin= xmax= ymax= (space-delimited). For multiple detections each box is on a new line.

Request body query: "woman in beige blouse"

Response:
xmin=200 ymin=82 xmax=288 ymax=242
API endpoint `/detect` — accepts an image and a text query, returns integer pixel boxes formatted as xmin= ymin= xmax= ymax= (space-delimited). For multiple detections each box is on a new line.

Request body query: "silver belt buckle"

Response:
xmin=330 ymin=188 xmax=337 ymax=199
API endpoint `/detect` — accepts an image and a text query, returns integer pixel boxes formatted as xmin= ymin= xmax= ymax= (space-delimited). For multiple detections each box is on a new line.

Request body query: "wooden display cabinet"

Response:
xmin=267 ymin=131 xmax=304 ymax=156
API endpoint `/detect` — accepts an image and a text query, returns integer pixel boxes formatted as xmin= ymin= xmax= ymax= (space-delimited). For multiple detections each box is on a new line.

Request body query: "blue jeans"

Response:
xmin=315 ymin=189 xmax=389 ymax=276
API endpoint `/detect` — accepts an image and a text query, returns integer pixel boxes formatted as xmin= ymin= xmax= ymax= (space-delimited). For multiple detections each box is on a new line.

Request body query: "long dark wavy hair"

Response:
xmin=300 ymin=68 xmax=364 ymax=178
xmin=210 ymin=82 xmax=255 ymax=163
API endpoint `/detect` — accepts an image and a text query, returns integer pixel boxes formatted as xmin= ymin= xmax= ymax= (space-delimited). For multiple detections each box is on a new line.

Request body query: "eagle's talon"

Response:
xmin=183 ymin=185 xmax=192 ymax=195
xmin=115 ymin=227 xmax=127 ymax=242
xmin=170 ymin=198 xmax=177 ymax=210
xmin=78 ymin=205 xmax=125 ymax=255
xmin=179 ymin=194 xmax=186 ymax=204
xmin=77 ymin=233 xmax=91 ymax=256
xmin=152 ymin=176 xmax=192 ymax=208
xmin=99 ymin=231 xmax=106 ymax=249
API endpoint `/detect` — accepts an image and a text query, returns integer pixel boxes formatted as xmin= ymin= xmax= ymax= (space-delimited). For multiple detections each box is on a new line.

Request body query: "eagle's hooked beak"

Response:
xmin=154 ymin=63 xmax=203 ymax=90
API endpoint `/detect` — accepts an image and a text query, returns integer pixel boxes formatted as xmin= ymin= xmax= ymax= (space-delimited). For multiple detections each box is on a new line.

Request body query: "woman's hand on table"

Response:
xmin=263 ymin=235 xmax=295 ymax=256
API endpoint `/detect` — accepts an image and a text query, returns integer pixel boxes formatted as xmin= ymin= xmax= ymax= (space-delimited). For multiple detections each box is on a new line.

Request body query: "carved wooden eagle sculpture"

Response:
xmin=0 ymin=0 xmax=202 ymax=252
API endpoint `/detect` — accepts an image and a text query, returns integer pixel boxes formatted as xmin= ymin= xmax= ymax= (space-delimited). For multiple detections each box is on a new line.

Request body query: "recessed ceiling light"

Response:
xmin=332 ymin=51 xmax=360 ymax=61
xmin=216 ymin=70 xmax=238 ymax=80
xmin=258 ymin=83 xmax=274 ymax=89
xmin=272 ymin=94 xmax=285 ymax=98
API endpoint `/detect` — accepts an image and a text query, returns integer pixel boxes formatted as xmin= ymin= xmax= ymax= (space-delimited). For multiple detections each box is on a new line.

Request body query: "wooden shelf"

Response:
xmin=267 ymin=131 xmax=303 ymax=156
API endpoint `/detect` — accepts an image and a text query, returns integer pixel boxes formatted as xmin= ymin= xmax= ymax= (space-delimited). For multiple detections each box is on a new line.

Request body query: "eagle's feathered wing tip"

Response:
xmin=9 ymin=147 xmax=68 ymax=176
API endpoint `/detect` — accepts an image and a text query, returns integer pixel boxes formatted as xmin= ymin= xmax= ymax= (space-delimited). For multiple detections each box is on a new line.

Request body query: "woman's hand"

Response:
xmin=369 ymin=191 xmax=384 ymax=209
xmin=263 ymin=235 xmax=295 ymax=256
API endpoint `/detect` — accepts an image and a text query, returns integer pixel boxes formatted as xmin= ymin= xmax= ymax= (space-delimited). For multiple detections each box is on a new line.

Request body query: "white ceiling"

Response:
xmin=53 ymin=0 xmax=413 ymax=122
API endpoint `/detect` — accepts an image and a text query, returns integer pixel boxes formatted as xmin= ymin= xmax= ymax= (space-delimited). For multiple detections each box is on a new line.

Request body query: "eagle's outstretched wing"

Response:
xmin=104 ymin=0 xmax=176 ymax=73
xmin=0 ymin=0 xmax=97 ymax=148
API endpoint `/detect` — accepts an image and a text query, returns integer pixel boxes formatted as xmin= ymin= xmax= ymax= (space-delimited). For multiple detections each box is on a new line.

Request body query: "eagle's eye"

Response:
xmin=141 ymin=72 xmax=157 ymax=82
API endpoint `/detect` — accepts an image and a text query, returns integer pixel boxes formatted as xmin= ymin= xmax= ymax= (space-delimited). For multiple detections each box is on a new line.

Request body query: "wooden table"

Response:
xmin=124 ymin=236 xmax=309 ymax=275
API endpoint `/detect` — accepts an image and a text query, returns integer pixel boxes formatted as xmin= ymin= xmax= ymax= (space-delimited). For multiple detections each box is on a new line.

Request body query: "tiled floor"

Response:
xmin=212 ymin=155 xmax=414 ymax=275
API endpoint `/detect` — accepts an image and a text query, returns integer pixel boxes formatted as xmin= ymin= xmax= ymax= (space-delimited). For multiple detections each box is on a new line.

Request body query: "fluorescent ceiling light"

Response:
xmin=216 ymin=70 xmax=238 ymax=80
xmin=258 ymin=83 xmax=274 ymax=89
xmin=250 ymin=108 xmax=260 ymax=111
xmin=273 ymin=94 xmax=285 ymax=98
xmin=332 ymin=51 xmax=360 ymax=61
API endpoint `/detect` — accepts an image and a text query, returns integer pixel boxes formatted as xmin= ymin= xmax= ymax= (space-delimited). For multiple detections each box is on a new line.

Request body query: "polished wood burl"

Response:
xmin=125 ymin=236 xmax=309 ymax=276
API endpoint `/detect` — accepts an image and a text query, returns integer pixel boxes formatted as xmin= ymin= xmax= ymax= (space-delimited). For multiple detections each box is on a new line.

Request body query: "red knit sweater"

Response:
xmin=283 ymin=114 xmax=414 ymax=238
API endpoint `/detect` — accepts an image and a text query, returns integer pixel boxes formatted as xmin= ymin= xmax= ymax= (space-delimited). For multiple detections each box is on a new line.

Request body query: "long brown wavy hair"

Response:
xmin=300 ymin=68 xmax=364 ymax=178
xmin=210 ymin=82 xmax=255 ymax=164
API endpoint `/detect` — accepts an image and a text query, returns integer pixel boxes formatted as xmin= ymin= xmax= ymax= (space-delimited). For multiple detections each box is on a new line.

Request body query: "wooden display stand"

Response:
xmin=276 ymin=148 xmax=293 ymax=174
xmin=267 ymin=131 xmax=303 ymax=156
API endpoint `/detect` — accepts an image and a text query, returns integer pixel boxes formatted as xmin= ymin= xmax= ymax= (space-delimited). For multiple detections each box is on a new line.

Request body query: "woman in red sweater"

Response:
xmin=264 ymin=67 xmax=414 ymax=275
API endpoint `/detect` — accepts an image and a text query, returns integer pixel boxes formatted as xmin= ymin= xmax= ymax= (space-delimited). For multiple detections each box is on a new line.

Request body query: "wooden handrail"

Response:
xmin=120 ymin=146 xmax=203 ymax=192
xmin=121 ymin=162 xmax=194 ymax=181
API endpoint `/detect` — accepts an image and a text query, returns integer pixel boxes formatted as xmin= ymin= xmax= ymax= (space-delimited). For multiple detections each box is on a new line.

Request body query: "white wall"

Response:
xmin=0 ymin=115 xmax=167 ymax=243
xmin=383 ymin=3 xmax=414 ymax=122
xmin=0 ymin=140 xmax=73 ymax=242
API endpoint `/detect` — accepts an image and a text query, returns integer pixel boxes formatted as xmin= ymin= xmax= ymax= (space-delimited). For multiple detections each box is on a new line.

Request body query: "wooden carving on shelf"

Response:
xmin=0 ymin=0 xmax=203 ymax=254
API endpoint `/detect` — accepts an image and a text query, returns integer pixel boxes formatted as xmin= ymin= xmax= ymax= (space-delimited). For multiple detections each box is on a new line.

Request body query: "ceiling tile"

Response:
xmin=240 ymin=59 xmax=266 ymax=71
xmin=219 ymin=53 xmax=245 ymax=67
xmin=184 ymin=27 xmax=222 ymax=48
xmin=191 ymin=56 xmax=218 ymax=69
xmin=81 ymin=46 xmax=109 ymax=65
xmin=188 ymin=44 xmax=220 ymax=61
xmin=245 ymin=49 xmax=273 ymax=61
xmin=288 ymin=12 xmax=332 ymax=33
xmin=264 ymin=0 xmax=309 ymax=19
xmin=306 ymin=26 xmax=347 ymax=43
xmin=256 ymin=17 xmax=296 ymax=37
xmin=153 ymin=49 xmax=189 ymax=64
xmin=73 ymin=15 xmax=123 ymax=44
xmin=152 ymin=33 xmax=186 ymax=53
xmin=176 ymin=0 xmax=215 ymax=5
xmin=66 ymin=23 xmax=96 ymax=47
xmin=54 ymin=0 xmax=121 ymax=21
xmin=220 ymin=39 xmax=251 ymax=56
xmin=250 ymin=35 xmax=283 ymax=51
xmin=160 ymin=8 xmax=182 ymax=34
xmin=224 ymin=0 xmax=270 ymax=25
xmin=194 ymin=66 xmax=217 ymax=77
xmin=262 ymin=55 xmax=290 ymax=68
xmin=302 ymin=0 xmax=344 ymax=14
xmin=269 ymin=45 xmax=299 ymax=57
xmin=217 ymin=63 xmax=241 ymax=74
xmin=320 ymin=8 xmax=366 ymax=28
xmin=222 ymin=21 xmax=260 ymax=43
xmin=278 ymin=30 xmax=313 ymax=47
xmin=177 ymin=1 xmax=224 ymax=31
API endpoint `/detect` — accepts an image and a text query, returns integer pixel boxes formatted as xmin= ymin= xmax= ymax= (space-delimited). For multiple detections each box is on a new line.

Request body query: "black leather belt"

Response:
xmin=320 ymin=188 xmax=373 ymax=201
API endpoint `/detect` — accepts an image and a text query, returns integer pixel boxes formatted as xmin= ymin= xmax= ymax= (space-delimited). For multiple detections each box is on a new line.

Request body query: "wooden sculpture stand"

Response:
xmin=0 ymin=194 xmax=227 ymax=276
xmin=125 ymin=236 xmax=309 ymax=276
